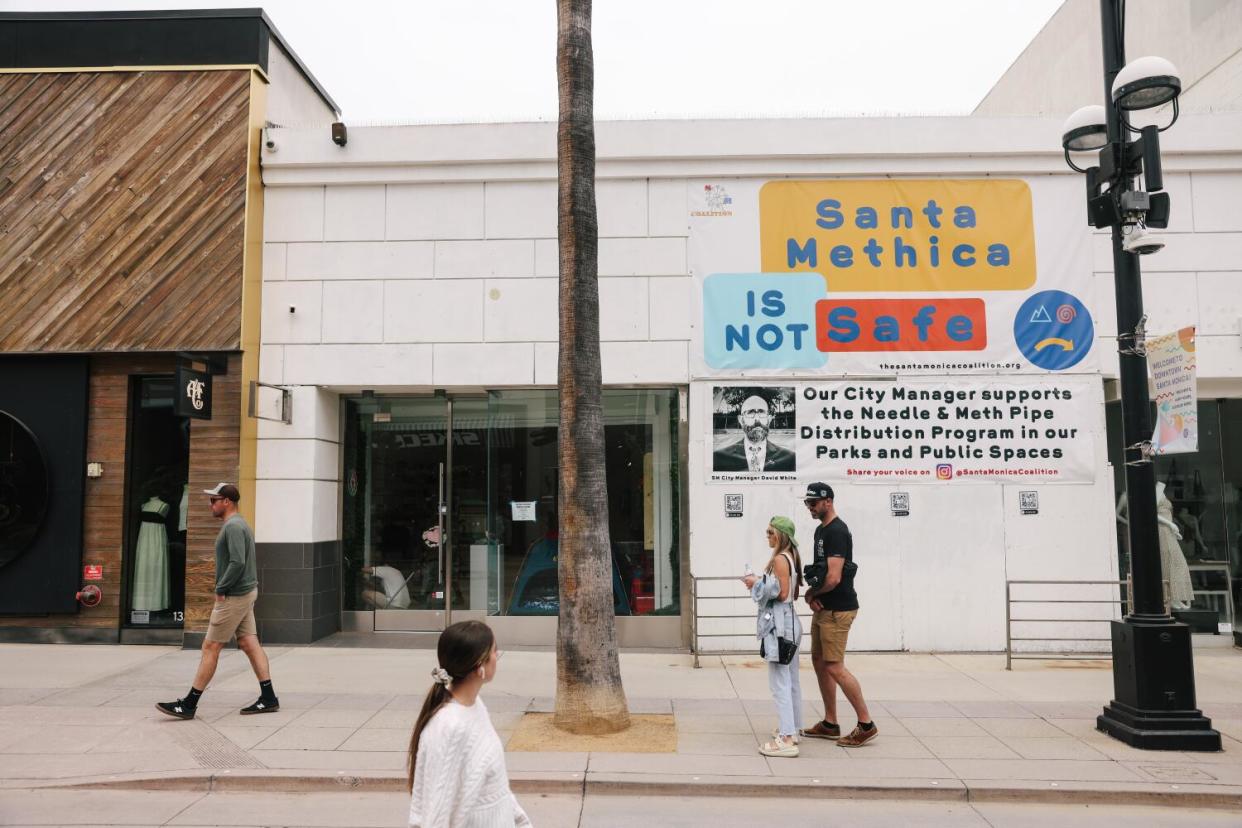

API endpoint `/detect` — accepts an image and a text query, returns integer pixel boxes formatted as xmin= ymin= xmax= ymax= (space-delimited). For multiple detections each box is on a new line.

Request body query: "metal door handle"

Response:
xmin=437 ymin=462 xmax=445 ymax=586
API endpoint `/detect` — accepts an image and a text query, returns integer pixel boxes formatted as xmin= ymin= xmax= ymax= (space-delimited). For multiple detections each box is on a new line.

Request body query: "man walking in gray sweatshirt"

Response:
xmin=157 ymin=483 xmax=278 ymax=719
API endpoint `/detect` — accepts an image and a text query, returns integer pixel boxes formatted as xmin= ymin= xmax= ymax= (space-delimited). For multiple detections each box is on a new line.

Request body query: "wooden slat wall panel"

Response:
xmin=0 ymin=70 xmax=249 ymax=353
xmin=185 ymin=354 xmax=243 ymax=633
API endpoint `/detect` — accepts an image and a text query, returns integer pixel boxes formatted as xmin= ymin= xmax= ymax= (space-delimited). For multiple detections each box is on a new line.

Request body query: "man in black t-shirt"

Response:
xmin=799 ymin=482 xmax=877 ymax=747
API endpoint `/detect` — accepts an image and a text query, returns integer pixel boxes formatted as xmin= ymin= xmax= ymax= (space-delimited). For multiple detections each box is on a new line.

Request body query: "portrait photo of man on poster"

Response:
xmin=712 ymin=387 xmax=796 ymax=473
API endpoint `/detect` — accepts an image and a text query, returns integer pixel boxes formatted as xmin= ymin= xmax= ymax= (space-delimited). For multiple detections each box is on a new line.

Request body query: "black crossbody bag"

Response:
xmin=761 ymin=636 xmax=798 ymax=665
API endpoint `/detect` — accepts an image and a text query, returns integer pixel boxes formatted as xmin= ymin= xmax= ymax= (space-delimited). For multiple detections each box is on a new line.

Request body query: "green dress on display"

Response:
xmin=132 ymin=497 xmax=170 ymax=612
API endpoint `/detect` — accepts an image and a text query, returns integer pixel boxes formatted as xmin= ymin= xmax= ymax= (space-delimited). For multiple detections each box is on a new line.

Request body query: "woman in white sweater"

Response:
xmin=408 ymin=620 xmax=531 ymax=828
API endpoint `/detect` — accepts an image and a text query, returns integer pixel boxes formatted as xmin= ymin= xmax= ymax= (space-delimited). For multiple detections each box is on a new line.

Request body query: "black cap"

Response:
xmin=803 ymin=482 xmax=834 ymax=501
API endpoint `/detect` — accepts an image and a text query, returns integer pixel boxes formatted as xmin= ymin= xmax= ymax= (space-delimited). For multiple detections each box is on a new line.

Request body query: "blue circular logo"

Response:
xmin=1013 ymin=290 xmax=1093 ymax=370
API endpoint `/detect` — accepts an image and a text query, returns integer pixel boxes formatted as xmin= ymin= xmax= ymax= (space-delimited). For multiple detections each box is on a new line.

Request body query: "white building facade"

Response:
xmin=254 ymin=109 xmax=1242 ymax=650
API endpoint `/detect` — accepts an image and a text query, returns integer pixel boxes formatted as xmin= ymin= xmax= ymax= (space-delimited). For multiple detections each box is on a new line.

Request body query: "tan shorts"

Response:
xmin=810 ymin=609 xmax=857 ymax=663
xmin=206 ymin=589 xmax=258 ymax=643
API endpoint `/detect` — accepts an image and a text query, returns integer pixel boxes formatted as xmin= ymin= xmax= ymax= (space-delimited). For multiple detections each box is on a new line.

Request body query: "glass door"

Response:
xmin=123 ymin=376 xmax=190 ymax=629
xmin=341 ymin=396 xmax=489 ymax=632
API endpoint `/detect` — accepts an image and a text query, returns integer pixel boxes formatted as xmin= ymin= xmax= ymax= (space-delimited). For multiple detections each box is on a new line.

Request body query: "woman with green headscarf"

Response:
xmin=741 ymin=515 xmax=804 ymax=757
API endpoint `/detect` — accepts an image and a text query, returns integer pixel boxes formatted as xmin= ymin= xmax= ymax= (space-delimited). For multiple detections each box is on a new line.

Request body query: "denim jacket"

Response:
xmin=750 ymin=553 xmax=802 ymax=663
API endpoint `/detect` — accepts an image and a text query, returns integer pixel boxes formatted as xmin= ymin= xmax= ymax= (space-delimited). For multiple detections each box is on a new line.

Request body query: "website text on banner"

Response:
xmin=707 ymin=378 xmax=1096 ymax=485
xmin=689 ymin=178 xmax=1096 ymax=377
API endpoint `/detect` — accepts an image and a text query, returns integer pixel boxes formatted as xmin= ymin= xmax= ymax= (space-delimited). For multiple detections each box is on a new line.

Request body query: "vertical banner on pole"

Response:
xmin=1148 ymin=326 xmax=1197 ymax=455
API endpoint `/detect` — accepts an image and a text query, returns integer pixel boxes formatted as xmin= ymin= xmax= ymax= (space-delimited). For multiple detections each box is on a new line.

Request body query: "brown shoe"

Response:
xmin=837 ymin=723 xmax=878 ymax=747
xmin=799 ymin=720 xmax=841 ymax=740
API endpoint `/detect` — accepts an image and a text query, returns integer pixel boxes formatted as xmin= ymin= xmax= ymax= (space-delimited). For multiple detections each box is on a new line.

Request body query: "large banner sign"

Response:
xmin=691 ymin=178 xmax=1096 ymax=377
xmin=707 ymin=377 xmax=1096 ymax=484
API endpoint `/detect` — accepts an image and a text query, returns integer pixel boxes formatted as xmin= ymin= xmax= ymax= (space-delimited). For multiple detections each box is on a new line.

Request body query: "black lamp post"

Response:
xmin=1060 ymin=0 xmax=1219 ymax=751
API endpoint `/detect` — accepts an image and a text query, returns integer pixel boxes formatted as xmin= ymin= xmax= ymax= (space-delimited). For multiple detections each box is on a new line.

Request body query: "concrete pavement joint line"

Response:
xmin=969 ymin=800 xmax=999 ymax=828
xmin=159 ymin=787 xmax=209 ymax=827
xmin=574 ymin=762 xmax=587 ymax=828
xmin=931 ymin=650 xmax=1006 ymax=708
xmin=721 ymin=654 xmax=765 ymax=758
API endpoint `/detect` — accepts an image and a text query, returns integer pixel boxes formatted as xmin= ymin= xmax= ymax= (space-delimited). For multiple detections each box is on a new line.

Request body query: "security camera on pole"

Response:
xmin=1059 ymin=0 xmax=1219 ymax=751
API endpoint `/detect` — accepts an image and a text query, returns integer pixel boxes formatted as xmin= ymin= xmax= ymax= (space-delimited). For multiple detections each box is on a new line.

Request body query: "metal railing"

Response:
xmin=690 ymin=574 xmax=813 ymax=668
xmin=1005 ymin=579 xmax=1152 ymax=670
xmin=693 ymin=575 xmax=1156 ymax=670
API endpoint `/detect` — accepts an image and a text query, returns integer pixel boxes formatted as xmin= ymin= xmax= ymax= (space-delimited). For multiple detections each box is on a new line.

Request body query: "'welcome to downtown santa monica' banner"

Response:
xmin=707 ymin=377 xmax=1097 ymax=484
xmin=1149 ymin=326 xmax=1198 ymax=455
xmin=690 ymin=178 xmax=1096 ymax=377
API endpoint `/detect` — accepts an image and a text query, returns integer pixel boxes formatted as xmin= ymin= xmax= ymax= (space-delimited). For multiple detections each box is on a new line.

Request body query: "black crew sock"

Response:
xmin=258 ymin=679 xmax=277 ymax=702
xmin=859 ymin=720 xmax=875 ymax=731
xmin=823 ymin=719 xmax=838 ymax=728
xmin=184 ymin=687 xmax=203 ymax=708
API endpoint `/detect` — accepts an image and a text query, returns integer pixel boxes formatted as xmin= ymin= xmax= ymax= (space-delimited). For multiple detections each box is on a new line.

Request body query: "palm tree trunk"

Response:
xmin=553 ymin=0 xmax=630 ymax=735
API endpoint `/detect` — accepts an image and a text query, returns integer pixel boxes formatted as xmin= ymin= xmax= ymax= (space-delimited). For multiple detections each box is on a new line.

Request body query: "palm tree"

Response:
xmin=553 ymin=0 xmax=630 ymax=735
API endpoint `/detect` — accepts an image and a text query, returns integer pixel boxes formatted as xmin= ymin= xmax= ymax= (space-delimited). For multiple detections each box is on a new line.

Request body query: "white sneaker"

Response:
xmin=771 ymin=727 xmax=800 ymax=744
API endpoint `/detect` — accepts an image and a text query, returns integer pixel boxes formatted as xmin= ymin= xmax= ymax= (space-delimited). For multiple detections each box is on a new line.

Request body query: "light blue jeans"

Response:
xmin=767 ymin=653 xmax=804 ymax=738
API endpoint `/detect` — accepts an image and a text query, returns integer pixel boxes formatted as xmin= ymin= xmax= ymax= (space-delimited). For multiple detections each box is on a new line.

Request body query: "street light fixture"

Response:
xmin=1061 ymin=105 xmax=1109 ymax=173
xmin=1060 ymin=0 xmax=1219 ymax=752
xmin=1061 ymin=105 xmax=1109 ymax=151
xmin=1112 ymin=55 xmax=1182 ymax=111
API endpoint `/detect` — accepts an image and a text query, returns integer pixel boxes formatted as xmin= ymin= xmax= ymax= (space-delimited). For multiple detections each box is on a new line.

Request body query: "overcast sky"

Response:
xmin=4 ymin=1 xmax=1065 ymax=122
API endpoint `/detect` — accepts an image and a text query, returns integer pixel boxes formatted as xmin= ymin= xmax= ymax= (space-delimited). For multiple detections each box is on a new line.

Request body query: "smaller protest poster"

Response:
xmin=1148 ymin=327 xmax=1197 ymax=455
xmin=709 ymin=386 xmax=797 ymax=483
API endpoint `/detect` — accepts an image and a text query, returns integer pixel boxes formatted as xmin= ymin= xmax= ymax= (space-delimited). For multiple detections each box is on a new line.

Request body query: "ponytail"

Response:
xmin=407 ymin=683 xmax=451 ymax=792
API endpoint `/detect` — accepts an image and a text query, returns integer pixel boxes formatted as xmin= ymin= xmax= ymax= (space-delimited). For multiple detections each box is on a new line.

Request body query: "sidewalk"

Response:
xmin=1 ymin=638 xmax=1240 ymax=809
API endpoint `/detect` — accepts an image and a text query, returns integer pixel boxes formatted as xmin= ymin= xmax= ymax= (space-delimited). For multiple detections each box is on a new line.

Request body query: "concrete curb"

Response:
xmin=13 ymin=769 xmax=1242 ymax=811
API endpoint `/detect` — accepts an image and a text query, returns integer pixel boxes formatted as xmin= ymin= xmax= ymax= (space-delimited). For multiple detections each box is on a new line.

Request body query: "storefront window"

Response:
xmin=342 ymin=389 xmax=682 ymax=619
xmin=124 ymin=377 xmax=190 ymax=627
xmin=1107 ymin=399 xmax=1237 ymax=630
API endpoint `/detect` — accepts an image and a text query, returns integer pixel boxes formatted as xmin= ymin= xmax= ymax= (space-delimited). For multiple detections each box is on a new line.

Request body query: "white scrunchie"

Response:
xmin=431 ymin=667 xmax=451 ymax=686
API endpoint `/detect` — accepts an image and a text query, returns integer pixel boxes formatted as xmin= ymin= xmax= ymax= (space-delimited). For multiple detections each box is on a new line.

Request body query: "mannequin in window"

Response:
xmin=1174 ymin=504 xmax=1210 ymax=560
xmin=1156 ymin=482 xmax=1194 ymax=610
xmin=1116 ymin=484 xmax=1193 ymax=610
xmin=132 ymin=493 xmax=171 ymax=612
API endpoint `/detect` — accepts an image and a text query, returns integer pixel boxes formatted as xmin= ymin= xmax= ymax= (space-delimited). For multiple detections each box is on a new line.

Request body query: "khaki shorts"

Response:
xmin=206 ymin=589 xmax=258 ymax=643
xmin=810 ymin=609 xmax=857 ymax=663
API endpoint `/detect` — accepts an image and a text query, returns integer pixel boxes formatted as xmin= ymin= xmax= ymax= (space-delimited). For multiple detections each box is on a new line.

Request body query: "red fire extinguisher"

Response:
xmin=630 ymin=565 xmax=644 ymax=604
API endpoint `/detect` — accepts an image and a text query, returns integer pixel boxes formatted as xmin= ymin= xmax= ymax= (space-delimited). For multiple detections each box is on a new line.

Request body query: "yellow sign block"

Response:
xmin=759 ymin=179 xmax=1037 ymax=292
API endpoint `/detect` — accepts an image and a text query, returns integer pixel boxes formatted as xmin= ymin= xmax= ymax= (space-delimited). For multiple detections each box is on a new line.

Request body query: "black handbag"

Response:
xmin=761 ymin=636 xmax=798 ymax=665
